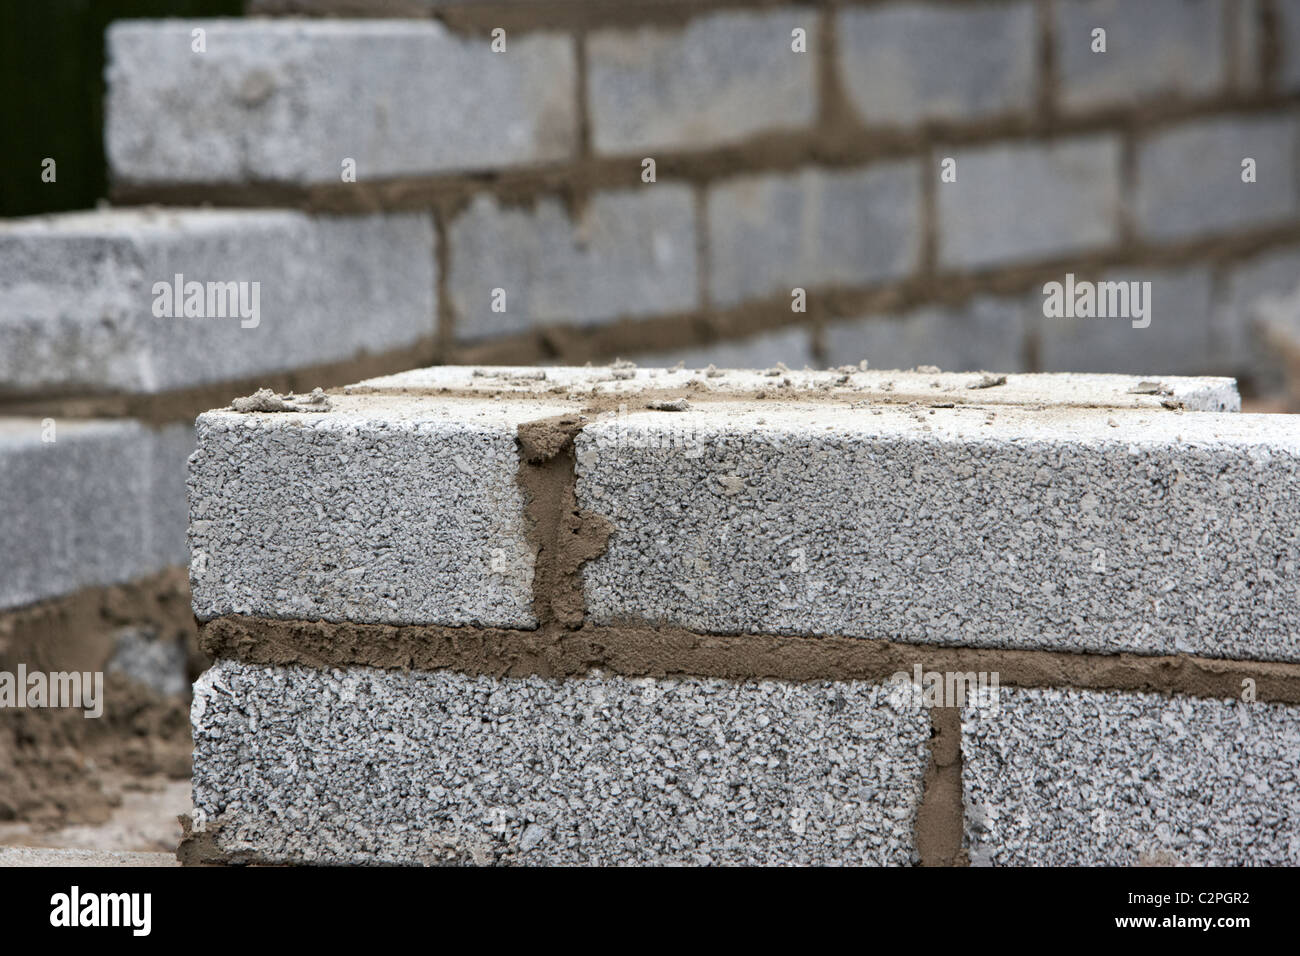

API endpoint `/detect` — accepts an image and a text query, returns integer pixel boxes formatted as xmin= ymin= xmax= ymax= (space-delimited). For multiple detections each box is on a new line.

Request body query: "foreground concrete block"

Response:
xmin=191 ymin=661 xmax=930 ymax=865
xmin=188 ymin=395 xmax=574 ymax=626
xmin=962 ymin=686 xmax=1300 ymax=865
xmin=107 ymin=20 xmax=577 ymax=183
xmin=0 ymin=208 xmax=434 ymax=395
xmin=0 ymin=418 xmax=190 ymax=611
xmin=577 ymin=399 xmax=1297 ymax=660
xmin=836 ymin=2 xmax=1036 ymax=126
xmin=586 ymin=8 xmax=816 ymax=155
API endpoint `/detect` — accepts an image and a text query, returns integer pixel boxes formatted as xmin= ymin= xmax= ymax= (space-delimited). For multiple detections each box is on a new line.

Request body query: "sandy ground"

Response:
xmin=0 ymin=770 xmax=189 ymax=860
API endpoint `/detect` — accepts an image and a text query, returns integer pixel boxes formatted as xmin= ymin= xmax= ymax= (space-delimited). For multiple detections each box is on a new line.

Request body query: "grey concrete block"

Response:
xmin=1134 ymin=115 xmax=1299 ymax=241
xmin=586 ymin=8 xmax=816 ymax=155
xmin=188 ymin=395 xmax=577 ymax=626
xmin=1038 ymin=266 xmax=1216 ymax=376
xmin=836 ymin=2 xmax=1036 ymax=126
xmin=0 ymin=418 xmax=182 ymax=610
xmin=936 ymin=136 xmax=1121 ymax=269
xmin=1230 ymin=0 xmax=1262 ymax=91
xmin=1217 ymin=245 xmax=1300 ymax=382
xmin=449 ymin=188 xmax=698 ymax=341
xmin=707 ymin=164 xmax=921 ymax=307
xmin=824 ymin=296 xmax=1034 ymax=374
xmin=634 ymin=327 xmax=815 ymax=371
xmin=0 ymin=208 xmax=434 ymax=395
xmin=962 ymin=686 xmax=1300 ymax=865
xmin=1054 ymin=0 xmax=1225 ymax=111
xmin=577 ymin=402 xmax=1299 ymax=660
xmin=107 ymin=20 xmax=577 ymax=183
xmin=1278 ymin=0 xmax=1300 ymax=92
xmin=190 ymin=660 xmax=930 ymax=865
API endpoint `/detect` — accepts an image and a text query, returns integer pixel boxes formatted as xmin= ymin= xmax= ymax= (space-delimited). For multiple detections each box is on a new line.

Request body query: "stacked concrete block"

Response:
xmin=586 ymin=8 xmax=816 ymax=154
xmin=187 ymin=365 xmax=1298 ymax=865
xmin=1134 ymin=116 xmax=1299 ymax=242
xmin=448 ymin=190 xmax=696 ymax=340
xmin=106 ymin=19 xmax=578 ymax=183
xmin=835 ymin=1 xmax=1037 ymax=125
xmin=100 ymin=9 xmax=1300 ymax=389
xmin=0 ymin=206 xmax=434 ymax=618
xmin=936 ymin=136 xmax=1122 ymax=270
xmin=0 ymin=418 xmax=190 ymax=610
xmin=963 ymin=687 xmax=1300 ymax=865
xmin=1053 ymin=0 xmax=1225 ymax=111
xmin=0 ymin=208 xmax=435 ymax=394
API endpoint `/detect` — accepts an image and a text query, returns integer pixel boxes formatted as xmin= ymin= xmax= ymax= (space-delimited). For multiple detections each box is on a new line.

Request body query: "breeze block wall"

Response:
xmin=184 ymin=365 xmax=1300 ymax=865
xmin=104 ymin=0 xmax=1300 ymax=399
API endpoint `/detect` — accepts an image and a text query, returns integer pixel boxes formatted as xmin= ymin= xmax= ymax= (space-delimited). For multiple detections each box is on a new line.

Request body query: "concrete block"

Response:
xmin=586 ymin=8 xmax=816 ymax=155
xmin=0 ymin=418 xmax=186 ymax=611
xmin=836 ymin=2 xmax=1037 ymax=126
xmin=824 ymin=295 xmax=1034 ymax=374
xmin=1218 ymin=245 xmax=1300 ymax=385
xmin=1134 ymin=115 xmax=1299 ymax=241
xmin=707 ymin=164 xmax=921 ymax=307
xmin=1278 ymin=0 xmax=1300 ymax=91
xmin=106 ymin=20 xmax=577 ymax=183
xmin=449 ymin=188 xmax=697 ymax=341
xmin=962 ymin=686 xmax=1300 ymax=865
xmin=577 ymin=399 xmax=1297 ymax=660
xmin=634 ymin=327 xmax=816 ymax=372
xmin=0 ymin=208 xmax=435 ymax=395
xmin=191 ymin=660 xmax=930 ymax=865
xmin=1054 ymin=0 xmax=1225 ymax=111
xmin=188 ymin=395 xmax=577 ymax=626
xmin=1038 ymin=266 xmax=1216 ymax=376
xmin=937 ymin=136 xmax=1121 ymax=269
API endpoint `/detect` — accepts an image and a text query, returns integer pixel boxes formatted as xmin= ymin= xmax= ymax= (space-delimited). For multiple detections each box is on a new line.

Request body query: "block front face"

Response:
xmin=962 ymin=686 xmax=1300 ymax=866
xmin=577 ymin=404 xmax=1300 ymax=661
xmin=191 ymin=661 xmax=930 ymax=865
xmin=106 ymin=20 xmax=577 ymax=183
xmin=0 ymin=419 xmax=154 ymax=610
xmin=586 ymin=9 xmax=817 ymax=154
xmin=0 ymin=209 xmax=435 ymax=395
xmin=188 ymin=396 xmax=576 ymax=627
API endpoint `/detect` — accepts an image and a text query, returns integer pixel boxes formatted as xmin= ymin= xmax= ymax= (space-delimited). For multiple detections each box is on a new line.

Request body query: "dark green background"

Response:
xmin=0 ymin=1 xmax=242 ymax=218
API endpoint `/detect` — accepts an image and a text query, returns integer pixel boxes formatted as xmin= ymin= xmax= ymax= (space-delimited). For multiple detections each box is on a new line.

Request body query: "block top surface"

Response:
xmin=345 ymin=364 xmax=1241 ymax=413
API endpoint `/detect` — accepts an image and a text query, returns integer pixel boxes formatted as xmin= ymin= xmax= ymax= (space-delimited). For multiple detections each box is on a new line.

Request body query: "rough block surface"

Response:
xmin=188 ymin=396 xmax=573 ymax=626
xmin=962 ymin=686 xmax=1300 ymax=865
xmin=191 ymin=661 xmax=930 ymax=865
xmin=576 ymin=401 xmax=1296 ymax=660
